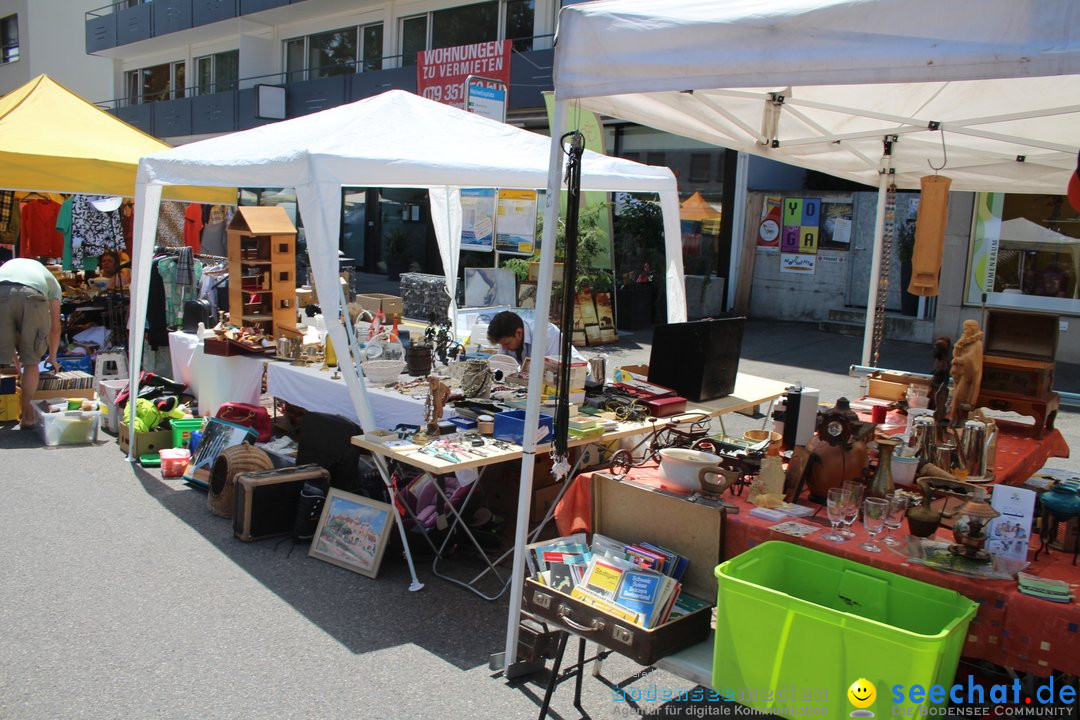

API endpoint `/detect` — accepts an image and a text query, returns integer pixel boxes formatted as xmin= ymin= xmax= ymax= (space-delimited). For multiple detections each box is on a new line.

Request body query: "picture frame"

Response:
xmin=183 ymin=417 xmax=257 ymax=488
xmin=309 ymin=488 xmax=395 ymax=579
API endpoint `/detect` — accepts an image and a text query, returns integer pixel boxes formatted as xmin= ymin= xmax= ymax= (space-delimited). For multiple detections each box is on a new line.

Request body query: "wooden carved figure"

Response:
xmin=950 ymin=320 xmax=984 ymax=422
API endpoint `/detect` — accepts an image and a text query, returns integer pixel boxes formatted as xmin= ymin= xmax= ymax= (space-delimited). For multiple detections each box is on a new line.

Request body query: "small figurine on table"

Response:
xmin=949 ymin=320 xmax=984 ymax=423
xmin=426 ymin=376 xmax=452 ymax=437
xmin=929 ymin=336 xmax=952 ymax=424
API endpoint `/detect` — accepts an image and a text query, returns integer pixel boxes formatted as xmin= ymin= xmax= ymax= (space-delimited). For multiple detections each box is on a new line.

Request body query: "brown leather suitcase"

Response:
xmin=522 ymin=472 xmax=725 ymax=666
xmin=233 ymin=464 xmax=330 ymax=542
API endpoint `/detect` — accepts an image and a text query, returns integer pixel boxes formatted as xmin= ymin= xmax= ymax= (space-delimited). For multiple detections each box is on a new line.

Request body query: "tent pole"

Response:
xmin=126 ymin=181 xmax=164 ymax=461
xmin=727 ymin=151 xmax=749 ymax=311
xmin=861 ymin=170 xmax=890 ymax=367
xmin=500 ymin=101 xmax=567 ymax=676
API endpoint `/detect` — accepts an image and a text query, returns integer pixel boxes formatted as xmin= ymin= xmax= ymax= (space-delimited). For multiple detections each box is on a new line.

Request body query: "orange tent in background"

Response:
xmin=679 ymin=191 xmax=721 ymax=222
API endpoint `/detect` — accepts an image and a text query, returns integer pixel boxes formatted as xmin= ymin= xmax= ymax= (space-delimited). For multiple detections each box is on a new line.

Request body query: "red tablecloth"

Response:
xmin=558 ymin=463 xmax=1080 ymax=678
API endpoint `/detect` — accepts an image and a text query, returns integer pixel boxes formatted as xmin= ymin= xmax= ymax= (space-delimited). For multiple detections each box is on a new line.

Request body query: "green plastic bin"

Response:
xmin=713 ymin=541 xmax=977 ymax=717
xmin=170 ymin=417 xmax=206 ymax=449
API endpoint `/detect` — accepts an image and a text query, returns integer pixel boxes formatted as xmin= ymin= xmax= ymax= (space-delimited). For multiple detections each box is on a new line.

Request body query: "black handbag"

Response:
xmin=182 ymin=298 xmax=212 ymax=333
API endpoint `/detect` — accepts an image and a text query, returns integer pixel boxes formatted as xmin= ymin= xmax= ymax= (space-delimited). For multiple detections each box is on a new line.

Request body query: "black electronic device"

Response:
xmin=647 ymin=318 xmax=744 ymax=402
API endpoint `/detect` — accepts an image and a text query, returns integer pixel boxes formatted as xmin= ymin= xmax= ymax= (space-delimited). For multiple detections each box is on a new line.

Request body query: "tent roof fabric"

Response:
xmin=0 ymin=74 xmax=231 ymax=202
xmin=680 ymin=191 xmax=721 ymax=221
xmin=553 ymin=0 xmax=1080 ymax=193
xmin=138 ymin=89 xmax=677 ymax=194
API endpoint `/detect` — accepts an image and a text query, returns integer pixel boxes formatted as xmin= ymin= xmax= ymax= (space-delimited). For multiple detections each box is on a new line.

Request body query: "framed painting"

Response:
xmin=309 ymin=488 xmax=395 ymax=579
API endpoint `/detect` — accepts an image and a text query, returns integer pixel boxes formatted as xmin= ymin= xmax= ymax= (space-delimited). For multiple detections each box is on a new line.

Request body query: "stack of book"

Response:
xmin=1017 ymin=572 xmax=1074 ymax=603
xmin=37 ymin=370 xmax=94 ymax=391
xmin=527 ymin=533 xmax=710 ymax=628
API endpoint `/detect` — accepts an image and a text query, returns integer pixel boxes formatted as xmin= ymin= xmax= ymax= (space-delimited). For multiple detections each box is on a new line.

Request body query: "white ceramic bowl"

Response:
xmin=658 ymin=447 xmax=724 ymax=493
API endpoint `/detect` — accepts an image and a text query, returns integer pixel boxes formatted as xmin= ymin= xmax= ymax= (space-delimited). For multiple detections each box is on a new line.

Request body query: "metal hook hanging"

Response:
xmin=927 ymin=127 xmax=948 ymax=173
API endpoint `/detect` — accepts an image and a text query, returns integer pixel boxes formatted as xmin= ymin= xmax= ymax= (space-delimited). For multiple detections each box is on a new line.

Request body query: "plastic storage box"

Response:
xmin=713 ymin=542 xmax=977 ymax=717
xmin=34 ymin=401 xmax=101 ymax=446
xmin=493 ymin=409 xmax=553 ymax=445
xmin=159 ymin=448 xmax=191 ymax=478
xmin=171 ymin=417 xmax=206 ymax=449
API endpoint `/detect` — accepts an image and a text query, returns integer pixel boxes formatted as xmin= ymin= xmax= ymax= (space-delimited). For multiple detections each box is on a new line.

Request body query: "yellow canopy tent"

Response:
xmin=0 ymin=74 xmax=232 ymax=203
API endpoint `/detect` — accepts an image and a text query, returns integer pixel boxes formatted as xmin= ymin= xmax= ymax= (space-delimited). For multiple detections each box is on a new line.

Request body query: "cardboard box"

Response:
xmin=118 ymin=424 xmax=173 ymax=457
xmin=613 ymin=364 xmax=649 ymax=383
xmin=355 ymin=293 xmax=403 ymax=324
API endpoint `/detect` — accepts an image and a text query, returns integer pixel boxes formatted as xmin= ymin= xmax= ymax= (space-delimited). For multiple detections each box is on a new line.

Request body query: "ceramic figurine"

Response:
xmin=949 ymin=320 xmax=983 ymax=422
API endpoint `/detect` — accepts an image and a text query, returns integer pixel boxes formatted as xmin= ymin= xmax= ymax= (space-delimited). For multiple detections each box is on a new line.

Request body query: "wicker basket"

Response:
xmin=362 ymin=359 xmax=406 ymax=384
xmin=207 ymin=444 xmax=273 ymax=518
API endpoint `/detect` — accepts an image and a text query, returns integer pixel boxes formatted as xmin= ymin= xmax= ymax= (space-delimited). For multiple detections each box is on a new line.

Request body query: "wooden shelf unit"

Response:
xmin=227 ymin=206 xmax=297 ymax=340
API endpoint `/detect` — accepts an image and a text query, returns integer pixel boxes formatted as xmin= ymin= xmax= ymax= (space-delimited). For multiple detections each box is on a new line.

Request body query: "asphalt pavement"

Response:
xmin=0 ymin=319 xmax=1075 ymax=720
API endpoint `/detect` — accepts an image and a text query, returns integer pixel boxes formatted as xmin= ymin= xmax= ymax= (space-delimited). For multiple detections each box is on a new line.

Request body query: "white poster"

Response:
xmin=460 ymin=188 xmax=495 ymax=252
xmin=495 ymin=189 xmax=538 ymax=256
xmin=780 ymin=252 xmax=816 ymax=274
xmin=985 ymin=486 xmax=1036 ymax=561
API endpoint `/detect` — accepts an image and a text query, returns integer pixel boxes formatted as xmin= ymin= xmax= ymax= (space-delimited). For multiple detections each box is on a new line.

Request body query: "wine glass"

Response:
xmin=840 ymin=481 xmax=864 ymax=538
xmin=881 ymin=493 xmax=909 ymax=547
xmin=861 ymin=497 xmax=889 ymax=553
xmin=823 ymin=487 xmax=850 ymax=543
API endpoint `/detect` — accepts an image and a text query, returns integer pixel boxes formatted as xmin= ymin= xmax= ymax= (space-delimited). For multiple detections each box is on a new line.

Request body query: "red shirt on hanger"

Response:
xmin=183 ymin=203 xmax=204 ymax=254
xmin=20 ymin=198 xmax=64 ymax=259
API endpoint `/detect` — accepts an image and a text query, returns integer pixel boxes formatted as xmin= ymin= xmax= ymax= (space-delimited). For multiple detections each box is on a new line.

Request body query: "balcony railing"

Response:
xmin=87 ymin=0 xmax=305 ymax=52
xmin=98 ymin=44 xmax=553 ymax=138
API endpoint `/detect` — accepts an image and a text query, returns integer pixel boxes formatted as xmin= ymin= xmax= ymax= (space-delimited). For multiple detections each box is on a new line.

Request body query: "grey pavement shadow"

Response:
xmin=126 ymin=461 xmax=512 ymax=671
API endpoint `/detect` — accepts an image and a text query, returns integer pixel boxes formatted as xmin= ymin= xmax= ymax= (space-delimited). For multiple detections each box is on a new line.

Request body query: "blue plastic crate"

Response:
xmin=493 ymin=410 xmax=553 ymax=445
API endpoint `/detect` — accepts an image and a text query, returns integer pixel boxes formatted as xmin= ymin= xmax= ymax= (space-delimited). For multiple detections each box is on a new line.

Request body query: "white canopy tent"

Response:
xmin=127 ymin=89 xmax=683 ymax=590
xmin=501 ymin=0 xmax=1080 ymax=671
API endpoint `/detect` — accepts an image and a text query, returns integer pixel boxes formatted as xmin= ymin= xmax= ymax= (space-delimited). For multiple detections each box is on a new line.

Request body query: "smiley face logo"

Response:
xmin=848 ymin=678 xmax=876 ymax=715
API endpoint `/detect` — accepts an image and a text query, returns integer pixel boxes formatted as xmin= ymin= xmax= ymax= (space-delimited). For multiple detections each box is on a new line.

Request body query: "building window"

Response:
xmin=399 ymin=0 xmax=534 ymax=67
xmin=1 ymin=14 xmax=17 ymax=64
xmin=285 ymin=22 xmax=384 ymax=81
xmin=689 ymin=153 xmax=711 ymax=182
xmin=195 ymin=50 xmax=239 ymax=95
xmin=646 ymin=152 xmax=667 ymax=167
xmin=125 ymin=61 xmax=186 ymax=105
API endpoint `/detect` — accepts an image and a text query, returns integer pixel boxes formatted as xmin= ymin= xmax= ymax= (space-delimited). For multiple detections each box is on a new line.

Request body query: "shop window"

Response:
xmin=646 ymin=152 xmax=666 ymax=167
xmin=966 ymin=192 xmax=1080 ymax=313
xmin=1 ymin=14 xmax=18 ymax=64
xmin=284 ymin=22 xmax=384 ymax=81
xmin=125 ymin=61 xmax=186 ymax=105
xmin=400 ymin=16 xmax=427 ymax=67
xmin=689 ymin=153 xmax=711 ymax=182
xmin=195 ymin=50 xmax=239 ymax=95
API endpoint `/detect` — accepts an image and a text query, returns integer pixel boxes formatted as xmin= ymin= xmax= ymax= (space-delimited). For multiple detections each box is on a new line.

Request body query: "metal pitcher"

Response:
xmin=959 ymin=419 xmax=988 ymax=478
xmin=910 ymin=415 xmax=936 ymax=461
xmin=276 ymin=336 xmax=301 ymax=359
xmin=933 ymin=442 xmax=956 ymax=473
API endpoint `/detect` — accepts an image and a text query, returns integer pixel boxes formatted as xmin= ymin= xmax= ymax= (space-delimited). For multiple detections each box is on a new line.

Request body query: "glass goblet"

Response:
xmin=881 ymin=493 xmax=909 ymax=547
xmin=823 ymin=487 xmax=850 ymax=543
xmin=840 ymin=481 xmax=864 ymax=538
xmin=861 ymin=497 xmax=889 ymax=553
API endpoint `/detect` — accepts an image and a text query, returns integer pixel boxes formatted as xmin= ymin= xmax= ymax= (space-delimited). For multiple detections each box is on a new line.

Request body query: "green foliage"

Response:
xmin=384 ymin=228 xmax=411 ymax=261
xmin=501 ymin=257 xmax=531 ymax=280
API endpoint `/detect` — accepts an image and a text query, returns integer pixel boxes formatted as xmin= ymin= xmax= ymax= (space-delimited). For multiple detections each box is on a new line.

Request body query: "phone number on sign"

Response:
xmin=421 ymin=84 xmax=464 ymax=104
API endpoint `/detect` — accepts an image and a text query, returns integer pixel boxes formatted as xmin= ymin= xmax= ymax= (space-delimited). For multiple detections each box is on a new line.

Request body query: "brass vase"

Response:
xmin=866 ymin=438 xmax=900 ymax=500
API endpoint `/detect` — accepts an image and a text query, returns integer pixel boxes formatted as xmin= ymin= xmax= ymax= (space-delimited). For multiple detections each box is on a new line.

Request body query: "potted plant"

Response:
xmin=613 ymin=197 xmax=664 ymax=329
xmin=384 ymin=228 xmax=411 ymax=281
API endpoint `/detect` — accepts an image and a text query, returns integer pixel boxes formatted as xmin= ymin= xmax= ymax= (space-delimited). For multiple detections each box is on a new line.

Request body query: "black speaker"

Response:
xmin=647 ymin=318 xmax=745 ymax=402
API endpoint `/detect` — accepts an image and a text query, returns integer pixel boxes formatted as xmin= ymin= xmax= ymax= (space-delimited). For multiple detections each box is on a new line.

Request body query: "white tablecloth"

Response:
xmin=266 ymin=361 xmax=444 ymax=430
xmin=168 ymin=332 xmax=266 ymax=417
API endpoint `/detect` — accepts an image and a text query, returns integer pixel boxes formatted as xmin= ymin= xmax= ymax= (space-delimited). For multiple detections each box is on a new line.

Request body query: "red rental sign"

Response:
xmin=417 ymin=40 xmax=512 ymax=109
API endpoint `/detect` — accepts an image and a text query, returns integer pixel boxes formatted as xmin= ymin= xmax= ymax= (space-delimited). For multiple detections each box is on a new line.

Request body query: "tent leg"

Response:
xmin=861 ymin=172 xmax=890 ymax=367
xmin=726 ymin=151 xmax=749 ymax=312
xmin=500 ymin=102 xmax=568 ymax=675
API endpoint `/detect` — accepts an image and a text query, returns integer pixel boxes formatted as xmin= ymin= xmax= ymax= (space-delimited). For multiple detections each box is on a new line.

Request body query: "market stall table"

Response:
xmin=266 ymin=360 xmax=445 ymax=430
xmin=566 ymin=463 xmax=1080 ymax=679
xmin=168 ymin=331 xmax=265 ymax=416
